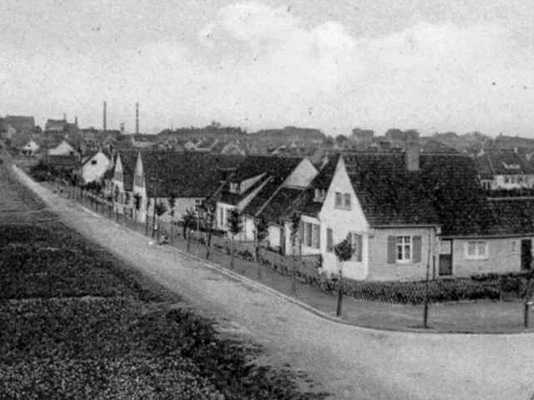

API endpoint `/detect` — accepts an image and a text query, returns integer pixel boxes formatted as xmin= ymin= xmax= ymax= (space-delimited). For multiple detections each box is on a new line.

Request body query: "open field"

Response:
xmin=0 ymin=162 xmax=327 ymax=399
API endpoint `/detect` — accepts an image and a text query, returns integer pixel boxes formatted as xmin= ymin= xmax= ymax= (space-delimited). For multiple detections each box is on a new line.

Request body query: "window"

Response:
xmin=229 ymin=182 xmax=240 ymax=194
xmin=314 ymin=188 xmax=326 ymax=202
xmin=350 ymin=233 xmax=362 ymax=262
xmin=219 ymin=207 xmax=224 ymax=227
xmin=91 ymin=159 xmax=97 ymax=165
xmin=326 ymin=228 xmax=333 ymax=252
xmin=134 ymin=175 xmax=144 ymax=187
xmin=387 ymin=235 xmax=422 ymax=264
xmin=335 ymin=192 xmax=351 ymax=210
xmin=335 ymin=192 xmax=342 ymax=207
xmin=396 ymin=236 xmax=412 ymax=262
xmin=466 ymin=241 xmax=487 ymax=260
xmin=344 ymin=193 xmax=351 ymax=209
xmin=301 ymin=221 xmax=320 ymax=249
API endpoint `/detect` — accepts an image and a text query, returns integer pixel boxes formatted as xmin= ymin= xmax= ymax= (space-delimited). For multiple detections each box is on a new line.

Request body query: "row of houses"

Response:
xmin=104 ymin=141 xmax=534 ymax=282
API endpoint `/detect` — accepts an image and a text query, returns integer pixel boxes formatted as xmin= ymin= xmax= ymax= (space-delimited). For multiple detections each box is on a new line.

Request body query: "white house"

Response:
xmin=20 ymin=139 xmax=40 ymax=157
xmin=80 ymin=150 xmax=112 ymax=184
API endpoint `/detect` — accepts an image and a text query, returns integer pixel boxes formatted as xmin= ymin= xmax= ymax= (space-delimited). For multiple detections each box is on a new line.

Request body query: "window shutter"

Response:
xmin=413 ymin=235 xmax=422 ymax=263
xmin=387 ymin=236 xmax=396 ymax=264
xmin=316 ymin=225 xmax=321 ymax=249
xmin=327 ymin=228 xmax=333 ymax=252
xmin=356 ymin=234 xmax=362 ymax=262
xmin=300 ymin=221 xmax=304 ymax=244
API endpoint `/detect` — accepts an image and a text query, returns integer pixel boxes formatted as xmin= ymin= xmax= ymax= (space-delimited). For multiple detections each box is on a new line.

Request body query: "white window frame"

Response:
xmin=465 ymin=241 xmax=488 ymax=260
xmin=396 ymin=236 xmax=412 ymax=263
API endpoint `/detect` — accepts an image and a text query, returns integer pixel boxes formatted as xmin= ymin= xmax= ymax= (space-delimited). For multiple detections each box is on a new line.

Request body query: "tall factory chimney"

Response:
xmin=103 ymin=101 xmax=107 ymax=133
xmin=135 ymin=102 xmax=139 ymax=134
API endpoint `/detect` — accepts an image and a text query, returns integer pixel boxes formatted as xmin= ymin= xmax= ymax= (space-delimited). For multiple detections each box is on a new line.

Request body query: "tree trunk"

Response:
xmin=336 ymin=262 xmax=343 ymax=317
xmin=230 ymin=239 xmax=235 ymax=269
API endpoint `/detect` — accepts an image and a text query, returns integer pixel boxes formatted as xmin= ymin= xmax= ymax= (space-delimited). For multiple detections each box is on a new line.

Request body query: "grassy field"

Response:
xmin=0 ymin=161 xmax=328 ymax=399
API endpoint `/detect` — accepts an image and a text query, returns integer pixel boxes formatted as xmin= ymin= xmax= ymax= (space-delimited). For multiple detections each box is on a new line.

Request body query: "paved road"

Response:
xmin=14 ymin=165 xmax=534 ymax=400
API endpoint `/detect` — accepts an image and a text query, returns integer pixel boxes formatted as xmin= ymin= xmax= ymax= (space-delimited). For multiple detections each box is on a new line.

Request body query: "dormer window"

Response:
xmin=229 ymin=182 xmax=240 ymax=194
xmin=313 ymin=188 xmax=326 ymax=202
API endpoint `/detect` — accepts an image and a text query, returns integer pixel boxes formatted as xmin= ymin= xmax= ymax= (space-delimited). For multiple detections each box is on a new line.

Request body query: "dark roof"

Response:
xmin=476 ymin=149 xmax=534 ymax=178
xmin=344 ymin=154 xmax=496 ymax=234
xmin=117 ymin=151 xmax=139 ymax=191
xmin=4 ymin=115 xmax=35 ymax=132
xmin=140 ymin=152 xmax=244 ymax=198
xmin=47 ymin=155 xmax=80 ymax=169
xmin=255 ymin=187 xmax=306 ymax=224
xmin=242 ymin=158 xmax=305 ymax=216
xmin=486 ymin=199 xmax=534 ymax=236
xmin=45 ymin=119 xmax=68 ymax=132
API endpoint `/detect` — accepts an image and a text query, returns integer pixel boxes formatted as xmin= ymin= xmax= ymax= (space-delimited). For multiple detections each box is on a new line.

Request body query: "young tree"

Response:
xmin=227 ymin=208 xmax=243 ymax=269
xmin=182 ymin=209 xmax=196 ymax=252
xmin=289 ymin=213 xmax=301 ymax=296
xmin=168 ymin=193 xmax=177 ymax=244
xmin=254 ymin=215 xmax=268 ymax=277
xmin=133 ymin=193 xmax=142 ymax=224
xmin=334 ymin=234 xmax=355 ymax=317
xmin=203 ymin=204 xmax=216 ymax=259
xmin=154 ymin=201 xmax=168 ymax=241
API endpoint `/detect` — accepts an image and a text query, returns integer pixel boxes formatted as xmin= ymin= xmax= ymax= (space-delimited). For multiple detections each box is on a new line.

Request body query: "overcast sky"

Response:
xmin=1 ymin=0 xmax=533 ymax=136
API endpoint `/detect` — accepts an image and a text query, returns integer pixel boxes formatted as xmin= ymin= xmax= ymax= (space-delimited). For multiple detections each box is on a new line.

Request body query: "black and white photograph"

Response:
xmin=1 ymin=1 xmax=534 ymax=399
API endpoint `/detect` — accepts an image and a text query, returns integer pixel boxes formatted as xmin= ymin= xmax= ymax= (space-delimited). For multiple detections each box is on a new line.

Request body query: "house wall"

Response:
xmin=449 ymin=237 xmax=528 ymax=277
xmin=366 ymin=228 xmax=437 ymax=281
xmin=283 ymin=159 xmax=318 ymax=188
xmin=268 ymin=225 xmax=282 ymax=250
xmin=494 ymin=174 xmax=534 ymax=189
xmin=82 ymin=152 xmax=110 ymax=183
xmin=318 ymin=157 xmax=371 ymax=280
xmin=132 ymin=154 xmax=147 ymax=223
xmin=216 ymin=202 xmax=235 ymax=231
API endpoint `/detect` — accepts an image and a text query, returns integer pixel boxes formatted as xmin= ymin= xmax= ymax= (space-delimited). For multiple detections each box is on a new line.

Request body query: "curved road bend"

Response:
xmin=14 ymin=166 xmax=534 ymax=400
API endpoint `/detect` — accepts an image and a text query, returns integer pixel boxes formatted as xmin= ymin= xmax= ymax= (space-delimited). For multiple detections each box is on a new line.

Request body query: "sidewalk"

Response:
xmin=35 ymin=179 xmax=534 ymax=334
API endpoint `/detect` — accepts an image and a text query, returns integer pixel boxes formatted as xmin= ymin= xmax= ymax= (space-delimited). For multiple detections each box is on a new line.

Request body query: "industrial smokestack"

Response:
xmin=103 ymin=101 xmax=107 ymax=133
xmin=135 ymin=102 xmax=139 ymax=135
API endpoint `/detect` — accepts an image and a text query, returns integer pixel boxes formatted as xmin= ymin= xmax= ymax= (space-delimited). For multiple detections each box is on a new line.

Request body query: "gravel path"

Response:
xmin=13 ymin=165 xmax=534 ymax=400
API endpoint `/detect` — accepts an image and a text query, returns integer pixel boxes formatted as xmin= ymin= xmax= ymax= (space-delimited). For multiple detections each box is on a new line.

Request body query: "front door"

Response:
xmin=521 ymin=239 xmax=532 ymax=270
xmin=439 ymin=240 xmax=453 ymax=276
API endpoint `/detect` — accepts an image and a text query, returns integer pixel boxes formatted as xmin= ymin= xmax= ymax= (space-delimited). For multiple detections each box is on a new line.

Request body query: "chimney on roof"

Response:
xmin=63 ymin=113 xmax=67 ymax=121
xmin=75 ymin=116 xmax=78 ymax=127
xmin=120 ymin=122 xmax=125 ymax=135
xmin=103 ymin=101 xmax=107 ymax=133
xmin=135 ymin=102 xmax=139 ymax=135
xmin=404 ymin=130 xmax=420 ymax=172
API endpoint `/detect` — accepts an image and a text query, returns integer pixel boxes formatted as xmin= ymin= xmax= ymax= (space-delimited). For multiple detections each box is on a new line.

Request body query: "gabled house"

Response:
xmin=47 ymin=139 xmax=79 ymax=158
xmin=208 ymin=155 xmax=317 ymax=242
xmin=288 ymin=144 xmax=534 ymax=281
xmin=20 ymin=139 xmax=40 ymax=157
xmin=79 ymin=149 xmax=112 ymax=184
xmin=129 ymin=152 xmax=243 ymax=224
xmin=476 ymin=148 xmax=534 ymax=190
